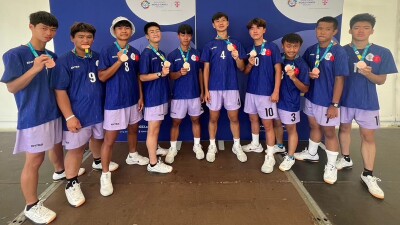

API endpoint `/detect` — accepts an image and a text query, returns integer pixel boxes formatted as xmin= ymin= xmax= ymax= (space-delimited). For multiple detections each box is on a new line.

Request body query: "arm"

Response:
xmin=243 ymin=56 xmax=255 ymax=75
xmin=291 ymin=77 xmax=309 ymax=93
xmin=139 ymin=66 xmax=169 ymax=82
xmin=326 ymin=76 xmax=344 ymax=119
xmin=54 ymin=90 xmax=81 ymax=132
xmin=359 ymin=67 xmax=387 ymax=85
xmin=98 ymin=60 xmax=123 ymax=82
xmin=169 ymin=67 xmax=188 ymax=80
xmin=271 ymin=63 xmax=282 ymax=103
xmin=137 ymin=75 xmax=144 ymax=111
xmin=6 ymin=55 xmax=50 ymax=94
xmin=199 ymin=68 xmax=204 ymax=103
xmin=203 ymin=62 xmax=211 ymax=103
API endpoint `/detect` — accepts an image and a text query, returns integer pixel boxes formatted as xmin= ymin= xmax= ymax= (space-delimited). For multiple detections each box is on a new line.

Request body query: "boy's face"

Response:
xmin=350 ymin=21 xmax=374 ymax=42
xmin=113 ymin=25 xmax=132 ymax=41
xmin=212 ymin=17 xmax=229 ymax=32
xmin=178 ymin=33 xmax=192 ymax=46
xmin=71 ymin=31 xmax=94 ymax=50
xmin=248 ymin=24 xmax=266 ymax=40
xmin=30 ymin=23 xmax=57 ymax=43
xmin=282 ymin=41 xmax=301 ymax=59
xmin=146 ymin=26 xmax=162 ymax=43
xmin=316 ymin=22 xmax=337 ymax=43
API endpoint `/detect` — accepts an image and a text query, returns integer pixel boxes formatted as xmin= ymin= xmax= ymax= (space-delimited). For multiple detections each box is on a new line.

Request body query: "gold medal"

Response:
xmin=183 ymin=62 xmax=190 ymax=69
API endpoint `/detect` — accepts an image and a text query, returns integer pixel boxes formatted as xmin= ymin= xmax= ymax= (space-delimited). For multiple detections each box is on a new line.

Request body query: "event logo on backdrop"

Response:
xmin=50 ymin=0 xmax=344 ymax=141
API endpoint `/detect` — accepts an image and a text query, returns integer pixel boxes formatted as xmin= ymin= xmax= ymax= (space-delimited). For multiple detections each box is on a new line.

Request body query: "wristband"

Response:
xmin=66 ymin=115 xmax=75 ymax=121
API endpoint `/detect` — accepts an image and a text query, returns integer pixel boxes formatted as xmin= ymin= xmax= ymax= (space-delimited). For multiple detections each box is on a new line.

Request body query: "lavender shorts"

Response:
xmin=144 ymin=103 xmax=168 ymax=121
xmin=340 ymin=106 xmax=380 ymax=129
xmin=13 ymin=118 xmax=62 ymax=154
xmin=277 ymin=109 xmax=300 ymax=124
xmin=63 ymin=122 xmax=104 ymax=150
xmin=207 ymin=90 xmax=241 ymax=111
xmin=103 ymin=104 xmax=143 ymax=130
xmin=244 ymin=93 xmax=277 ymax=120
xmin=170 ymin=97 xmax=204 ymax=119
xmin=303 ymin=99 xmax=340 ymax=126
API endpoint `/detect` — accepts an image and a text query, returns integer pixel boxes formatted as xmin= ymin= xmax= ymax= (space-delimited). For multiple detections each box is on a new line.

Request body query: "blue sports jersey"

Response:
xmin=200 ymin=38 xmax=246 ymax=90
xmin=52 ymin=51 xmax=104 ymax=131
xmin=341 ymin=44 xmax=397 ymax=110
xmin=98 ymin=43 xmax=140 ymax=110
xmin=139 ymin=47 xmax=170 ymax=107
xmin=278 ymin=57 xmax=310 ymax=112
xmin=1 ymin=45 xmax=60 ymax=130
xmin=303 ymin=43 xmax=349 ymax=107
xmin=167 ymin=48 xmax=201 ymax=99
xmin=246 ymin=42 xmax=282 ymax=96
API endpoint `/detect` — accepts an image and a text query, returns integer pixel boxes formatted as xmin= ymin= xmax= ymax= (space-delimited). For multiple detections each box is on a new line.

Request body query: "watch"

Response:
xmin=156 ymin=72 xmax=162 ymax=78
xmin=331 ymin=103 xmax=339 ymax=108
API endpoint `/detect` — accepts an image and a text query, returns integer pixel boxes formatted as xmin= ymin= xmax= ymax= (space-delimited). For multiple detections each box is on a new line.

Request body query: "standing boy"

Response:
xmin=295 ymin=16 xmax=349 ymax=185
xmin=338 ymin=13 xmax=397 ymax=199
xmin=242 ymin=18 xmax=282 ymax=173
xmin=201 ymin=12 xmax=247 ymax=163
xmin=165 ymin=24 xmax=205 ymax=163
xmin=1 ymin=11 xmax=60 ymax=224
xmin=98 ymin=17 xmax=149 ymax=196
xmin=139 ymin=22 xmax=173 ymax=173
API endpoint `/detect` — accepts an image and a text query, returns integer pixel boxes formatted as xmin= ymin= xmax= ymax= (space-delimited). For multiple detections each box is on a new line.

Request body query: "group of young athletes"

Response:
xmin=1 ymin=10 xmax=397 ymax=224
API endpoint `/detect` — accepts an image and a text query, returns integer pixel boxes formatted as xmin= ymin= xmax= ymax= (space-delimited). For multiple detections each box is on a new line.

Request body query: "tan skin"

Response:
xmin=169 ymin=32 xmax=204 ymax=143
xmin=274 ymin=41 xmax=309 ymax=156
xmin=98 ymin=25 xmax=144 ymax=172
xmin=243 ymin=24 xmax=282 ymax=148
xmin=203 ymin=17 xmax=244 ymax=141
xmin=139 ymin=26 xmax=169 ymax=165
xmin=339 ymin=21 xmax=387 ymax=171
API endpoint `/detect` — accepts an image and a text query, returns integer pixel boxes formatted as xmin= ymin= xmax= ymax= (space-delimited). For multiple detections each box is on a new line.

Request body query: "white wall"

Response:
xmin=0 ymin=0 xmax=399 ymax=129
xmin=340 ymin=0 xmax=400 ymax=125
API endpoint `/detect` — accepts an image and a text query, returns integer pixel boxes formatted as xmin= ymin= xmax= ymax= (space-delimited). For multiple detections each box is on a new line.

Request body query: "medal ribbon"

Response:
xmin=148 ymin=44 xmax=166 ymax=62
xmin=351 ymin=43 xmax=371 ymax=61
xmin=314 ymin=41 xmax=333 ymax=68
xmin=252 ymin=40 xmax=266 ymax=55
xmin=27 ymin=42 xmax=53 ymax=59
xmin=114 ymin=41 xmax=129 ymax=55
xmin=178 ymin=47 xmax=190 ymax=63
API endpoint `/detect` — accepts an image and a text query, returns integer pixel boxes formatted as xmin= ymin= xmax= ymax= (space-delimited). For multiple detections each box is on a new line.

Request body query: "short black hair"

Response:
xmin=246 ymin=18 xmax=267 ymax=30
xmin=113 ymin=20 xmax=132 ymax=29
xmin=317 ymin=16 xmax=338 ymax=30
xmin=212 ymin=12 xmax=228 ymax=22
xmin=281 ymin=33 xmax=303 ymax=45
xmin=29 ymin=11 xmax=58 ymax=28
xmin=350 ymin=13 xmax=376 ymax=28
xmin=177 ymin=24 xmax=193 ymax=35
xmin=144 ymin=22 xmax=161 ymax=34
xmin=70 ymin=22 xmax=96 ymax=38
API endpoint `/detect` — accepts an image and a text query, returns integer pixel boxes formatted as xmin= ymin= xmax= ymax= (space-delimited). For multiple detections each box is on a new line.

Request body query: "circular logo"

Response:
xmin=96 ymin=60 xmax=99 ymax=67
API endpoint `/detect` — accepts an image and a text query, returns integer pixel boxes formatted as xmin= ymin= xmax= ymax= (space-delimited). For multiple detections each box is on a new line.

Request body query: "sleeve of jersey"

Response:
xmin=139 ymin=50 xmax=151 ymax=74
xmin=237 ymin=42 xmax=247 ymax=59
xmin=0 ymin=51 xmax=24 ymax=83
xmin=302 ymin=48 xmax=311 ymax=69
xmin=167 ymin=52 xmax=178 ymax=73
xmin=200 ymin=44 xmax=210 ymax=63
xmin=97 ymin=47 xmax=111 ymax=71
xmin=378 ymin=48 xmax=398 ymax=75
xmin=271 ymin=44 xmax=283 ymax=65
xmin=52 ymin=62 xmax=70 ymax=90
xmin=334 ymin=48 xmax=349 ymax=77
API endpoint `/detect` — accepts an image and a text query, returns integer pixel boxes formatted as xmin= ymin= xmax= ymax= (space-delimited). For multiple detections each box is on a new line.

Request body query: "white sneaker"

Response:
xmin=232 ymin=144 xmax=248 ymax=162
xmin=242 ymin=142 xmax=263 ymax=153
xmin=126 ymin=152 xmax=149 ymax=166
xmin=323 ymin=164 xmax=337 ymax=184
xmin=100 ymin=172 xmax=113 ymax=197
xmin=65 ymin=181 xmax=85 ymax=207
xmin=261 ymin=155 xmax=276 ymax=174
xmin=92 ymin=161 xmax=119 ymax=172
xmin=24 ymin=201 xmax=56 ymax=224
xmin=279 ymin=155 xmax=295 ymax=171
xmin=156 ymin=145 xmax=169 ymax=156
xmin=147 ymin=160 xmax=173 ymax=173
xmin=361 ymin=174 xmax=384 ymax=199
xmin=165 ymin=147 xmax=178 ymax=164
xmin=272 ymin=145 xmax=286 ymax=154
xmin=206 ymin=145 xmax=218 ymax=163
xmin=53 ymin=168 xmax=86 ymax=182
xmin=193 ymin=144 xmax=205 ymax=160
xmin=335 ymin=157 xmax=353 ymax=170
xmin=294 ymin=148 xmax=319 ymax=162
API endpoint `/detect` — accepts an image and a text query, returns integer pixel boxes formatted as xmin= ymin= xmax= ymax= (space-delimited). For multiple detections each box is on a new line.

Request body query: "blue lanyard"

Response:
xmin=148 ymin=44 xmax=166 ymax=62
xmin=27 ymin=42 xmax=52 ymax=59
xmin=178 ymin=47 xmax=190 ymax=62
xmin=314 ymin=41 xmax=333 ymax=68
xmin=72 ymin=48 xmax=92 ymax=59
xmin=252 ymin=40 xmax=266 ymax=55
xmin=351 ymin=43 xmax=371 ymax=61
xmin=114 ymin=41 xmax=129 ymax=54
xmin=216 ymin=35 xmax=232 ymax=46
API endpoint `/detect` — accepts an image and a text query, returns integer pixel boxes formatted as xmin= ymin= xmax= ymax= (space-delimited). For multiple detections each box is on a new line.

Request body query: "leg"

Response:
xmin=227 ymin=109 xmax=240 ymax=139
xmin=190 ymin=116 xmax=201 ymax=139
xmin=208 ymin=110 xmax=220 ymax=140
xmin=165 ymin=118 xmax=182 ymax=164
xmin=127 ymin=123 xmax=139 ymax=154
xmin=242 ymin=114 xmax=264 ymax=153
xmin=294 ymin=116 xmax=321 ymax=162
xmin=261 ymin=119 xmax=275 ymax=149
xmin=285 ymin=124 xmax=298 ymax=156
xmin=322 ymin=125 xmax=339 ymax=185
xmin=274 ymin=119 xmax=284 ymax=145
xmin=359 ymin=128 xmax=376 ymax=171
xmin=48 ymin=142 xmax=64 ymax=172
xmin=100 ymin=130 xmax=119 ymax=173
xmin=339 ymin=123 xmax=352 ymax=156
xmin=147 ymin=121 xmax=162 ymax=165
xmin=21 ymin=152 xmax=45 ymax=204
xmin=170 ymin=118 xmax=182 ymax=142
xmin=89 ymin=136 xmax=102 ymax=159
